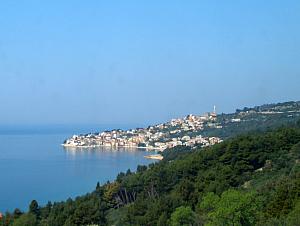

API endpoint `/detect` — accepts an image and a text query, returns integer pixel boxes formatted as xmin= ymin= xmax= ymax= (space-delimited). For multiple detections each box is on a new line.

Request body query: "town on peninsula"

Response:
xmin=63 ymin=107 xmax=223 ymax=151
xmin=63 ymin=101 xmax=300 ymax=155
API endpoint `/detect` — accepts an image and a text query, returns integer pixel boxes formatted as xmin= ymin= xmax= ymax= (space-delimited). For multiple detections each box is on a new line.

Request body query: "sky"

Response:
xmin=0 ymin=0 xmax=300 ymax=126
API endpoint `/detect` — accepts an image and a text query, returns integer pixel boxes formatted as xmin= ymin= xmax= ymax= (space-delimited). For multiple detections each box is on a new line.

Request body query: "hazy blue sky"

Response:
xmin=0 ymin=1 xmax=299 ymax=126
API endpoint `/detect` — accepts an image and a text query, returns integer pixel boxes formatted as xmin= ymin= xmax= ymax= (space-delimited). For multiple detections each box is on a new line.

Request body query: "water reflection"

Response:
xmin=0 ymin=133 xmax=158 ymax=212
xmin=63 ymin=146 xmax=157 ymax=160
xmin=63 ymin=146 xmax=142 ymax=153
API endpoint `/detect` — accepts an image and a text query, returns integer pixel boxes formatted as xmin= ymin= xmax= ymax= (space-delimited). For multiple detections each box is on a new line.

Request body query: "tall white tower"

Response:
xmin=210 ymin=105 xmax=217 ymax=119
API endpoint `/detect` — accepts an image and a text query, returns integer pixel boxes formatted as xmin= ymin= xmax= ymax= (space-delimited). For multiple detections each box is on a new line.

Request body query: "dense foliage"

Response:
xmin=202 ymin=101 xmax=300 ymax=139
xmin=1 ymin=121 xmax=300 ymax=225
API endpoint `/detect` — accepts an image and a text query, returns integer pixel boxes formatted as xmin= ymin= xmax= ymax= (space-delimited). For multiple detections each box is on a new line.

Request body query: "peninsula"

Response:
xmin=63 ymin=101 xmax=300 ymax=152
xmin=63 ymin=107 xmax=222 ymax=151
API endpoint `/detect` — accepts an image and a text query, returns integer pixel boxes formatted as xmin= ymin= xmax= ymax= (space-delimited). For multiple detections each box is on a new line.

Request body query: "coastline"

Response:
xmin=62 ymin=143 xmax=164 ymax=151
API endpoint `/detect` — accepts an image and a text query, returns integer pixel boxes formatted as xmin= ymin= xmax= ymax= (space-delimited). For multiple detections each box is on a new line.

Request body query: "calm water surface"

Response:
xmin=0 ymin=129 xmax=157 ymax=212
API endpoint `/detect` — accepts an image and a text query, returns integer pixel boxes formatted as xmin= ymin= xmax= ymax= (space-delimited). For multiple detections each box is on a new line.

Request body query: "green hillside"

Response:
xmin=201 ymin=101 xmax=300 ymax=139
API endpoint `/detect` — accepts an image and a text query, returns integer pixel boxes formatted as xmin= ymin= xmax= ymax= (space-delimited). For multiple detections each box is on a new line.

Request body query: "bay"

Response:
xmin=0 ymin=126 xmax=157 ymax=212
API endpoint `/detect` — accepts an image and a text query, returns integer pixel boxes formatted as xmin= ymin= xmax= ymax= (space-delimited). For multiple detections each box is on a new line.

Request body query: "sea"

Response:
xmin=0 ymin=125 xmax=158 ymax=213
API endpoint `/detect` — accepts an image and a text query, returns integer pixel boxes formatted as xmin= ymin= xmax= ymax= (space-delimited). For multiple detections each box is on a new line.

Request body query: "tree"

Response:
xmin=40 ymin=201 xmax=52 ymax=219
xmin=178 ymin=179 xmax=195 ymax=202
xmin=126 ymin=169 xmax=132 ymax=176
xmin=170 ymin=206 xmax=195 ymax=226
xmin=286 ymin=200 xmax=300 ymax=226
xmin=157 ymin=212 xmax=168 ymax=226
xmin=2 ymin=212 xmax=13 ymax=226
xmin=12 ymin=208 xmax=23 ymax=219
xmin=116 ymin=172 xmax=126 ymax=183
xmin=200 ymin=189 xmax=261 ymax=226
xmin=96 ymin=182 xmax=100 ymax=190
xmin=29 ymin=200 xmax=40 ymax=218
xmin=137 ymin=165 xmax=147 ymax=173
xmin=12 ymin=213 xmax=37 ymax=226
xmin=296 ymin=119 xmax=300 ymax=128
xmin=199 ymin=192 xmax=220 ymax=214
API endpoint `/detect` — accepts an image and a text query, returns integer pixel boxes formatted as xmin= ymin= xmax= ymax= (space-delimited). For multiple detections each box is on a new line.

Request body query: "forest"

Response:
xmin=1 ymin=120 xmax=300 ymax=226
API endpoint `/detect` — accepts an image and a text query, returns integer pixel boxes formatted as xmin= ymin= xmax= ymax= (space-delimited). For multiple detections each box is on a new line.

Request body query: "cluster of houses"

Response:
xmin=63 ymin=108 xmax=223 ymax=151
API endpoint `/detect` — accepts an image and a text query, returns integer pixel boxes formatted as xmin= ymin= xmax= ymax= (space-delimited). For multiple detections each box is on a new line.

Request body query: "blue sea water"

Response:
xmin=0 ymin=126 xmax=157 ymax=212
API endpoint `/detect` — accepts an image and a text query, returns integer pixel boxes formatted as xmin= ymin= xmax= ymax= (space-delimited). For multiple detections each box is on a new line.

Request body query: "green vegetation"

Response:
xmin=199 ymin=190 xmax=260 ymax=226
xmin=202 ymin=101 xmax=300 ymax=139
xmin=170 ymin=206 xmax=195 ymax=226
xmin=1 ymin=102 xmax=300 ymax=226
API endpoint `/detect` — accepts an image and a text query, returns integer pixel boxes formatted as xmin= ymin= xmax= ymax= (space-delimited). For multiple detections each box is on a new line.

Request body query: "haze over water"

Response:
xmin=0 ymin=126 xmax=157 ymax=212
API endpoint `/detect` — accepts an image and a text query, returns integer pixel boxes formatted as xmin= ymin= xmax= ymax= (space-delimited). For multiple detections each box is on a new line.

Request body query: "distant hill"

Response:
xmin=200 ymin=101 xmax=300 ymax=139
xmin=162 ymin=101 xmax=300 ymax=161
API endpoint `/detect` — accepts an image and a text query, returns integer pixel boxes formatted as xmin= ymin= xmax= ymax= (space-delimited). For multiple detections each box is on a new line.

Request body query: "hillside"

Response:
xmin=107 ymin=122 xmax=300 ymax=226
xmin=1 ymin=102 xmax=300 ymax=226
xmin=200 ymin=101 xmax=300 ymax=139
